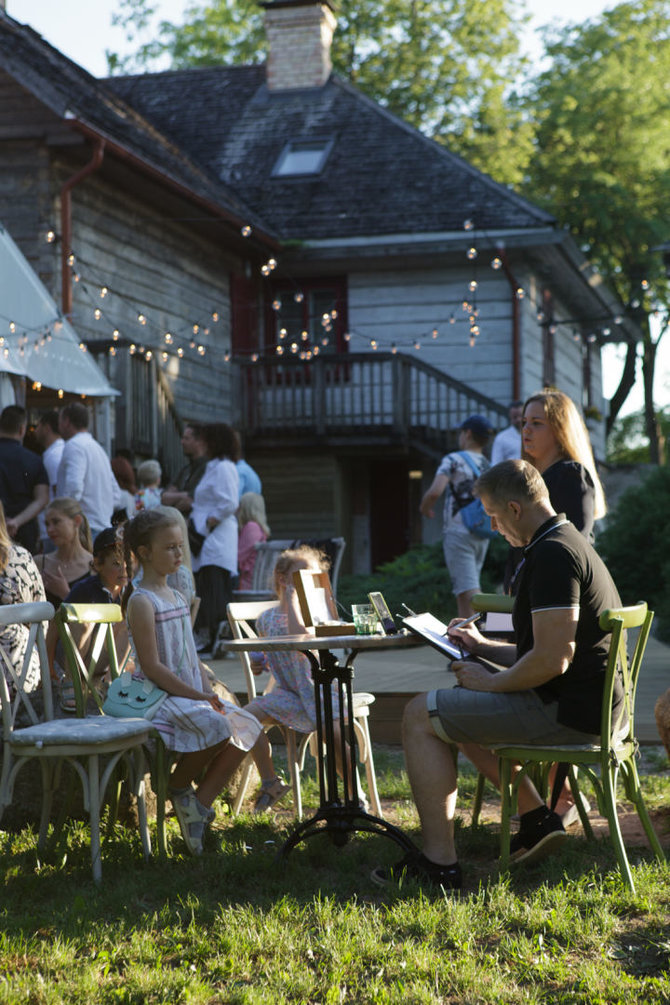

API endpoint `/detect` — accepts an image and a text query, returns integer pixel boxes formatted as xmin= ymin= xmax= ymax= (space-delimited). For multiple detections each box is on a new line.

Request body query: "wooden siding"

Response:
xmin=348 ymin=268 xmax=515 ymax=405
xmin=247 ymin=449 xmax=340 ymax=542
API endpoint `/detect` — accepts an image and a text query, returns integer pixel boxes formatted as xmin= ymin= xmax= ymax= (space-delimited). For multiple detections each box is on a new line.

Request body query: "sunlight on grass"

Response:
xmin=0 ymin=747 xmax=668 ymax=1003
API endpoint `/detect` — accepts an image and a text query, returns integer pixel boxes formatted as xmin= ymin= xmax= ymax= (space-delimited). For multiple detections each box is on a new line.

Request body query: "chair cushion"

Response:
xmin=11 ymin=716 xmax=152 ymax=747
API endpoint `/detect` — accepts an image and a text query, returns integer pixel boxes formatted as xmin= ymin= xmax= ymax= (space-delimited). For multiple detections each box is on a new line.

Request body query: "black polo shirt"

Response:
xmin=0 ymin=438 xmax=48 ymax=552
xmin=513 ymin=514 xmax=622 ymax=734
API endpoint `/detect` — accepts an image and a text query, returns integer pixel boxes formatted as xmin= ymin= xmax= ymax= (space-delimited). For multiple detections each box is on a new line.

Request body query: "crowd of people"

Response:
xmin=0 ymin=390 xmax=627 ymax=884
xmin=0 ymin=403 xmax=278 ymax=850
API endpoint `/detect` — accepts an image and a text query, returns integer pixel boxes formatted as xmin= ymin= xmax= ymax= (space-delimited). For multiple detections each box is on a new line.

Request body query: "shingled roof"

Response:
xmin=0 ymin=10 xmax=272 ymax=238
xmin=107 ymin=66 xmax=555 ymax=243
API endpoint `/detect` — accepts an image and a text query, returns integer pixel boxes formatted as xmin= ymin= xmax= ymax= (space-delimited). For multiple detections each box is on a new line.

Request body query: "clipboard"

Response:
xmin=401 ymin=612 xmax=464 ymax=661
xmin=402 ymin=612 xmax=503 ymax=673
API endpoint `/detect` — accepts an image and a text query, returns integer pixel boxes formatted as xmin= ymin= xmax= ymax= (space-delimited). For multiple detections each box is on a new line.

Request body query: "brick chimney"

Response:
xmin=261 ymin=0 xmax=337 ymax=91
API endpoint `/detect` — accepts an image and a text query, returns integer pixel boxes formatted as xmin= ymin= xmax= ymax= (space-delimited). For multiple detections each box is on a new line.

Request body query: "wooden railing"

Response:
xmin=232 ymin=352 xmax=508 ymax=458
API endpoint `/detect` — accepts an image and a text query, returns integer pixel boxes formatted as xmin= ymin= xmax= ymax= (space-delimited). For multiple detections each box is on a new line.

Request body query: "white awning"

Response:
xmin=0 ymin=223 xmax=118 ymax=397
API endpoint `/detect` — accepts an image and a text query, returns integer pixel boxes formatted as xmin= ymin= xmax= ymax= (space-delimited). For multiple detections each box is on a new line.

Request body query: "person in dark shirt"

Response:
xmin=50 ymin=527 xmax=129 ymax=711
xmin=0 ymin=404 xmax=49 ymax=553
xmin=374 ymin=460 xmax=621 ymax=891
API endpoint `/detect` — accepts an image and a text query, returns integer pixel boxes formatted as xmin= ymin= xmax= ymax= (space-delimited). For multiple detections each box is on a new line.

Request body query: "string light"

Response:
xmin=100 ymin=286 xmax=108 ymax=298
xmin=45 ymin=230 xmax=56 ymax=244
xmin=466 ymin=247 xmax=477 ymax=260
xmin=67 ymin=253 xmax=75 ymax=267
xmin=463 ymin=219 xmax=474 ymax=231
xmin=294 ymin=292 xmax=304 ymax=303
xmin=94 ymin=309 xmax=101 ymax=320
xmin=212 ymin=311 xmax=219 ymax=322
xmin=491 ymin=257 xmax=502 ymax=270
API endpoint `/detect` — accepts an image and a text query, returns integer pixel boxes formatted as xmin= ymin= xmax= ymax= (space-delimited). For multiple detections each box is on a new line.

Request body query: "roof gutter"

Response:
xmin=68 ymin=119 xmax=280 ymax=252
xmin=60 ymin=137 xmax=105 ymax=318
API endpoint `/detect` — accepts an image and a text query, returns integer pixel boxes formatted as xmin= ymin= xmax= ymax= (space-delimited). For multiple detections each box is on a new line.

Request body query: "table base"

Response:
xmin=279 ymin=803 xmax=419 ymax=857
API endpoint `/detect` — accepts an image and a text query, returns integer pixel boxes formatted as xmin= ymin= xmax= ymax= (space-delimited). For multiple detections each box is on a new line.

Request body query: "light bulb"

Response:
xmin=466 ymin=247 xmax=477 ymax=260
xmin=241 ymin=225 xmax=252 ymax=237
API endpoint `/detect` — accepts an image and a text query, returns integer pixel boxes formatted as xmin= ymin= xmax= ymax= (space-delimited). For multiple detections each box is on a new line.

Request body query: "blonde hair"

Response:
xmin=523 ymin=390 xmax=607 ymax=519
xmin=238 ymin=492 xmax=270 ymax=537
xmin=137 ymin=459 xmax=161 ymax=487
xmin=272 ymin=545 xmax=329 ymax=595
xmin=46 ymin=497 xmax=93 ymax=552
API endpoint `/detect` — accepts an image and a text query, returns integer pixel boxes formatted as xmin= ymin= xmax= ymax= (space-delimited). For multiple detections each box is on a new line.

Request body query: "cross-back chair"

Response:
xmin=0 ymin=602 xmax=152 ymax=883
xmin=227 ymin=600 xmax=381 ymax=819
xmin=491 ymin=602 xmax=664 ymax=891
xmin=56 ymin=602 xmax=172 ymax=858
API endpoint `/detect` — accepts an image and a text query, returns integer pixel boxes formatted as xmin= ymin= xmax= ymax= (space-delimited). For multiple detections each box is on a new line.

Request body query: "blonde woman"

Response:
xmin=237 ymin=492 xmax=270 ymax=591
xmin=0 ymin=500 xmax=47 ymax=694
xmin=522 ymin=389 xmax=606 ymax=539
xmin=35 ymin=497 xmax=93 ymax=607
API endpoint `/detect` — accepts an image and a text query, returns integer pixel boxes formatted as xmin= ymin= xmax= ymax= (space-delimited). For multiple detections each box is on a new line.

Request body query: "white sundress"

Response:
xmin=129 ymin=584 xmax=261 ymax=754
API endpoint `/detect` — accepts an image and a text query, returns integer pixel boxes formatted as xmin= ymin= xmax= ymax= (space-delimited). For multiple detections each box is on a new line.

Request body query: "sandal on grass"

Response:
xmin=169 ymin=787 xmax=214 ymax=855
xmin=254 ymin=777 xmax=290 ymax=814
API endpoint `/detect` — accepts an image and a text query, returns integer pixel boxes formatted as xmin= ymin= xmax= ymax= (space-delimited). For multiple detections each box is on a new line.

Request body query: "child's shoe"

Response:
xmin=254 ymin=777 xmax=290 ymax=814
xmin=169 ymin=787 xmax=213 ymax=855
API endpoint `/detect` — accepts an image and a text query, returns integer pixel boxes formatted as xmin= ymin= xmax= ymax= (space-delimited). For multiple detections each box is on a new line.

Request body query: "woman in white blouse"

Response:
xmin=189 ymin=423 xmax=239 ymax=652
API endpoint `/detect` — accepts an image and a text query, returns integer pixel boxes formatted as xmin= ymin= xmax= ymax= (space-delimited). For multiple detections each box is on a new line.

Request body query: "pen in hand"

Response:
xmin=446 ymin=612 xmax=482 ymax=634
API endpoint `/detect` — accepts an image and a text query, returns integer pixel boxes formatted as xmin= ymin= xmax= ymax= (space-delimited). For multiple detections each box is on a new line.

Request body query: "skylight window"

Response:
xmin=273 ymin=138 xmax=333 ymax=177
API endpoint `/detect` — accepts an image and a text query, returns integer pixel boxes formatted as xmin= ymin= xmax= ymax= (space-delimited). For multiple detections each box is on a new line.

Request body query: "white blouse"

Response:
xmin=190 ymin=458 xmax=239 ymax=574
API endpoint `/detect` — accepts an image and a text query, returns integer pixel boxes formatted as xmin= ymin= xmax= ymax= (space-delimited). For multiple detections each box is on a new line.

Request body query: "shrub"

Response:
xmin=597 ymin=465 xmax=670 ymax=638
xmin=338 ymin=535 xmax=508 ymax=623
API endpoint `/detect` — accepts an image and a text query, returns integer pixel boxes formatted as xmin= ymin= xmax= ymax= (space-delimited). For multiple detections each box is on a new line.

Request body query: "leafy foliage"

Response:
xmin=337 ymin=536 xmax=509 ymax=623
xmin=521 ymin=0 xmax=670 ymax=444
xmin=597 ymin=465 xmax=670 ymax=638
xmin=606 ymin=407 xmax=670 ymax=464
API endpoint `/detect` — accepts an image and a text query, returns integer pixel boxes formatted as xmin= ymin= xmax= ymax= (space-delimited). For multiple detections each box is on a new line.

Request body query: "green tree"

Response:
xmin=107 ymin=0 xmax=534 ymax=187
xmin=522 ymin=0 xmax=670 ymax=459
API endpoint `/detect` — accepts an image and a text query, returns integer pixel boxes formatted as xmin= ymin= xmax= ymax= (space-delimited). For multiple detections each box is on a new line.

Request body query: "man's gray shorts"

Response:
xmin=426 ymin=686 xmax=600 ymax=746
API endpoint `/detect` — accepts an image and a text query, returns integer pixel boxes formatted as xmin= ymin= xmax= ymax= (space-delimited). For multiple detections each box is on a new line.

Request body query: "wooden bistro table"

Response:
xmin=219 ymin=630 xmax=421 ymax=859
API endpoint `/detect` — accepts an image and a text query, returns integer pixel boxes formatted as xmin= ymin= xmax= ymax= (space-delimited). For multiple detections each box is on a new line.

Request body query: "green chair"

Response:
xmin=491 ymin=602 xmax=664 ymax=891
xmin=56 ymin=603 xmax=171 ymax=857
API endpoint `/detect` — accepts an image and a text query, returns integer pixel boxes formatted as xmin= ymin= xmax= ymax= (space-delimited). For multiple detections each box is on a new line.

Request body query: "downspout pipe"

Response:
xmin=498 ymin=249 xmax=521 ymax=401
xmin=60 ymin=139 xmax=106 ymax=318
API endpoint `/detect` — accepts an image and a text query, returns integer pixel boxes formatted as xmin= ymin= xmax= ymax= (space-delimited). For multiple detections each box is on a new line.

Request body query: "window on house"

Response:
xmin=266 ymin=278 xmax=348 ymax=356
xmin=272 ymin=138 xmax=333 ymax=177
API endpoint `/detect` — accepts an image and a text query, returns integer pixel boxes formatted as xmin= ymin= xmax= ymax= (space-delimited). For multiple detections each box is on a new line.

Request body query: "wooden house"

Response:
xmin=0 ymin=1 xmax=636 ymax=572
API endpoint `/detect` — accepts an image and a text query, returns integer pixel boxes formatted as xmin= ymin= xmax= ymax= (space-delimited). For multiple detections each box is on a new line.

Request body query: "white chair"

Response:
xmin=227 ymin=600 xmax=382 ymax=819
xmin=0 ymin=601 xmax=153 ymax=883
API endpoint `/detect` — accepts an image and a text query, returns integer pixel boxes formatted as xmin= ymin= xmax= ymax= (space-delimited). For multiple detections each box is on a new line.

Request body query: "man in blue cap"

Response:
xmin=420 ymin=414 xmax=493 ymax=618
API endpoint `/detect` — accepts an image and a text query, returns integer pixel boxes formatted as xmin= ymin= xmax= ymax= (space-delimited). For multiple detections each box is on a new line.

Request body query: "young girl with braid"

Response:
xmin=122 ymin=509 xmax=280 ymax=854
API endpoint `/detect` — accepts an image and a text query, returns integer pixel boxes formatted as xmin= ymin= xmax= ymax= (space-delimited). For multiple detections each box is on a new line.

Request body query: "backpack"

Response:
xmin=457 ymin=452 xmax=496 ymax=539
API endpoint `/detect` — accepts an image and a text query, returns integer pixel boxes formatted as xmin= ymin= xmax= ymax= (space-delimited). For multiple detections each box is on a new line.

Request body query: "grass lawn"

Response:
xmin=0 ymin=747 xmax=669 ymax=1004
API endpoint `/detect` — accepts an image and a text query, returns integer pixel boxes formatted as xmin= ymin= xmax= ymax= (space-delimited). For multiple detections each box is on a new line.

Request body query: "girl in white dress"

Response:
xmin=123 ymin=508 xmax=274 ymax=855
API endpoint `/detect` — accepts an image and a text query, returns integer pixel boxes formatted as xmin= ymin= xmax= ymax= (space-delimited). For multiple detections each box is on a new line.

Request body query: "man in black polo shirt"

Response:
xmin=0 ymin=404 xmax=49 ymax=553
xmin=372 ymin=459 xmax=621 ymax=891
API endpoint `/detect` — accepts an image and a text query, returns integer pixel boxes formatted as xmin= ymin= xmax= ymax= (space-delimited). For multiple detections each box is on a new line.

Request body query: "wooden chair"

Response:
xmin=227 ymin=599 xmax=382 ymax=819
xmin=55 ymin=602 xmax=172 ymax=858
xmin=0 ymin=602 xmax=152 ymax=883
xmin=489 ymin=602 xmax=664 ymax=891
